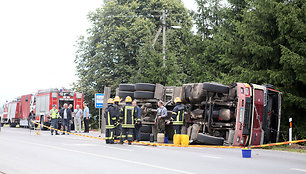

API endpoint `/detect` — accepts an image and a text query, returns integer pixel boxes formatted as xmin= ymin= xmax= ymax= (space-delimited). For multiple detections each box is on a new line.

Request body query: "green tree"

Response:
xmin=74 ymin=0 xmax=193 ymax=124
xmin=192 ymin=0 xmax=306 ymax=140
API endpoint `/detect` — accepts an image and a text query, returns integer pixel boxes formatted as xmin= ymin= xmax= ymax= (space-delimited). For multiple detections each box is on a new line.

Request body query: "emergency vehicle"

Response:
xmin=1 ymin=88 xmax=83 ymax=129
xmin=35 ymin=88 xmax=83 ymax=128
xmin=1 ymin=100 xmax=21 ymax=127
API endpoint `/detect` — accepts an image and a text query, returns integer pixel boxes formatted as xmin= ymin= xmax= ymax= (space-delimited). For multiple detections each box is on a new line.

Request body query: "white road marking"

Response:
xmin=63 ymin=143 xmax=98 ymax=146
xmin=201 ymin=155 xmax=221 ymax=159
xmin=2 ymin=138 xmax=195 ymax=174
xmin=291 ymin=168 xmax=306 ymax=172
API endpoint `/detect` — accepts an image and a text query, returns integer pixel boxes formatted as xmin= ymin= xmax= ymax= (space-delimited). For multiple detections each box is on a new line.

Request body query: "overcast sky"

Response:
xmin=0 ymin=0 xmax=197 ymax=106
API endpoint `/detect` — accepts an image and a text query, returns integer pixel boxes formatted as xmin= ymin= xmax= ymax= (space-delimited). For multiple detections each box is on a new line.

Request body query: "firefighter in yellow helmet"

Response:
xmin=105 ymin=98 xmax=116 ymax=144
xmin=120 ymin=96 xmax=136 ymax=145
xmin=171 ymin=97 xmax=186 ymax=134
xmin=113 ymin=96 xmax=121 ymax=140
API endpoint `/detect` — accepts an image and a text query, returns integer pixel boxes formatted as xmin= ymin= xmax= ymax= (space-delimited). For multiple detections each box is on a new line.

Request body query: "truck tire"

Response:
xmin=119 ymin=84 xmax=135 ymax=91
xmin=196 ymin=133 xmax=224 ymax=145
xmin=182 ymin=84 xmax=192 ymax=102
xmin=140 ymin=125 xmax=152 ymax=133
xmin=203 ymin=82 xmax=229 ymax=94
xmin=140 ymin=133 xmax=151 ymax=141
xmin=9 ymin=122 xmax=16 ymax=128
xmin=190 ymin=83 xmax=205 ymax=103
xmin=134 ymin=91 xmax=154 ymax=99
xmin=28 ymin=119 xmax=34 ymax=129
xmin=119 ymin=91 xmax=134 ymax=99
xmin=135 ymin=83 xmax=156 ymax=92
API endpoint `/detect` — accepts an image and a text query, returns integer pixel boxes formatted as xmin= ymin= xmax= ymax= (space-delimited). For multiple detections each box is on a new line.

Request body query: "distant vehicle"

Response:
xmin=1 ymin=88 xmax=84 ymax=129
xmin=35 ymin=88 xmax=83 ymax=129
xmin=1 ymin=101 xmax=21 ymax=127
xmin=115 ymin=82 xmax=281 ymax=146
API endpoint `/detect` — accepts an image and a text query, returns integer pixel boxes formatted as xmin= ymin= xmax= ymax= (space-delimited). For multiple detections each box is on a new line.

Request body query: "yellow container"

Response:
xmin=173 ymin=134 xmax=181 ymax=145
xmin=180 ymin=134 xmax=189 ymax=146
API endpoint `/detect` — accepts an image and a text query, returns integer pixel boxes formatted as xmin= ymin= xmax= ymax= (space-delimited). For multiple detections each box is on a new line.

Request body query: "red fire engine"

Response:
xmin=35 ymin=88 xmax=83 ymax=128
xmin=1 ymin=88 xmax=83 ymax=128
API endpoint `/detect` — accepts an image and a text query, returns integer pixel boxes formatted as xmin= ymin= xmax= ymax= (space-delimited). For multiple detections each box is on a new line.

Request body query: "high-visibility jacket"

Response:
xmin=171 ymin=104 xmax=186 ymax=125
xmin=121 ymin=103 xmax=136 ymax=128
xmin=104 ymin=104 xmax=117 ymax=129
xmin=51 ymin=109 xmax=59 ymax=119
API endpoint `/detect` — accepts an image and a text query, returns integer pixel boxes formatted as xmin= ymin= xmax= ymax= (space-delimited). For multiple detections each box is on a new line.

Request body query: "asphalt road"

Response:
xmin=0 ymin=127 xmax=305 ymax=174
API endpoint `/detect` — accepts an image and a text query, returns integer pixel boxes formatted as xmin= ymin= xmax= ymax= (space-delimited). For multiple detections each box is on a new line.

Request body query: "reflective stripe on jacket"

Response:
xmin=105 ymin=104 xmax=116 ymax=129
xmin=171 ymin=104 xmax=185 ymax=125
xmin=51 ymin=109 xmax=59 ymax=119
xmin=121 ymin=104 xmax=136 ymax=128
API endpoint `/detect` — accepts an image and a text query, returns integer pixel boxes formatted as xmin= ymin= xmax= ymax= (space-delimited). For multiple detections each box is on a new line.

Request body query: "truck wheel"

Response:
xmin=119 ymin=84 xmax=136 ymax=91
xmin=28 ymin=119 xmax=34 ymax=129
xmin=182 ymin=84 xmax=192 ymax=102
xmin=139 ymin=125 xmax=152 ymax=133
xmin=203 ymin=82 xmax=229 ymax=94
xmin=190 ymin=83 xmax=205 ymax=102
xmin=140 ymin=133 xmax=151 ymax=141
xmin=196 ymin=133 xmax=224 ymax=145
xmin=135 ymin=83 xmax=156 ymax=92
xmin=10 ymin=123 xmax=16 ymax=127
xmin=185 ymin=84 xmax=192 ymax=102
xmin=134 ymin=91 xmax=154 ymax=99
xmin=40 ymin=117 xmax=47 ymax=130
xmin=118 ymin=91 xmax=134 ymax=99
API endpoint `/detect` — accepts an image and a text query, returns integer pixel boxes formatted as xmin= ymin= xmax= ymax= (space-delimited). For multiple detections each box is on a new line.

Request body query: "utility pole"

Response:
xmin=101 ymin=87 xmax=111 ymax=134
xmin=162 ymin=10 xmax=166 ymax=67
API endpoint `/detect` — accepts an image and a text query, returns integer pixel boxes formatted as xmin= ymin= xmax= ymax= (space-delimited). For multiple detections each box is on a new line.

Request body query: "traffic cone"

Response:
xmin=36 ymin=124 xmax=40 ymax=135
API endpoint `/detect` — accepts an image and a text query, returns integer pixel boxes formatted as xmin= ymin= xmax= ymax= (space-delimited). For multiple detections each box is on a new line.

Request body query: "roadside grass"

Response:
xmin=263 ymin=144 xmax=306 ymax=153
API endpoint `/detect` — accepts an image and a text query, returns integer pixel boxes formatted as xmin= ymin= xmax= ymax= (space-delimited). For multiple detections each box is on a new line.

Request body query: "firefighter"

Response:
xmin=113 ymin=96 xmax=121 ymax=140
xmin=105 ymin=98 xmax=116 ymax=144
xmin=171 ymin=97 xmax=186 ymax=134
xmin=120 ymin=96 xmax=136 ymax=145
xmin=133 ymin=100 xmax=142 ymax=141
xmin=49 ymin=105 xmax=60 ymax=135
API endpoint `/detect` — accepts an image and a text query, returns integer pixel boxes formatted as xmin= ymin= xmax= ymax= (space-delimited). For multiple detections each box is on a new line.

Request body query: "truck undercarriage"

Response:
xmin=115 ymin=82 xmax=281 ymax=146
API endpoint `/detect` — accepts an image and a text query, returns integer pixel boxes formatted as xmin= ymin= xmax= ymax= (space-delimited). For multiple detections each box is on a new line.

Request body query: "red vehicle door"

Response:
xmin=250 ymin=85 xmax=264 ymax=145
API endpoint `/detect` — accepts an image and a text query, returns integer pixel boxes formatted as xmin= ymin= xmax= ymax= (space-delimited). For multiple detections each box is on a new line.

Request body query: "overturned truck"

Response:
xmin=116 ymin=82 xmax=281 ymax=146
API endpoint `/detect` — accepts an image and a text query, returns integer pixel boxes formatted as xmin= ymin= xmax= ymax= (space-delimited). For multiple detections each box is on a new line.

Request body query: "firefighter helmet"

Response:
xmin=114 ymin=96 xmax=120 ymax=102
xmin=174 ymin=97 xmax=182 ymax=103
xmin=125 ymin=96 xmax=132 ymax=103
xmin=107 ymin=98 xmax=114 ymax=104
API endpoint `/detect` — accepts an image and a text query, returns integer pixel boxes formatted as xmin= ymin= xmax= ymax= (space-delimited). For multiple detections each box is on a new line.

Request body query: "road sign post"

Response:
xmin=95 ymin=93 xmax=104 ymax=131
xmin=289 ymin=117 xmax=292 ymax=145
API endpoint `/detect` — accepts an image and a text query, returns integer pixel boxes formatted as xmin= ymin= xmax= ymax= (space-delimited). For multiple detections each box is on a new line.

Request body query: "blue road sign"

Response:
xmin=95 ymin=93 xmax=104 ymax=108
